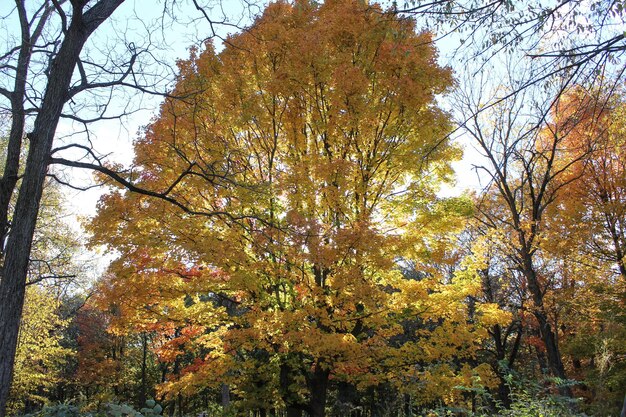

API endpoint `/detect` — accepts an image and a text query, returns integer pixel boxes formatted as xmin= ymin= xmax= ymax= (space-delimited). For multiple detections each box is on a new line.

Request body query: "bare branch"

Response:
xmin=50 ymin=156 xmax=244 ymax=222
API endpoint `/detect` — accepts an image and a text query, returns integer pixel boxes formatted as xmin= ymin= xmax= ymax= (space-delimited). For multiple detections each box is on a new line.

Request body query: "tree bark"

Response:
xmin=521 ymin=252 xmax=572 ymax=397
xmin=306 ymin=363 xmax=330 ymax=417
xmin=0 ymin=2 xmax=125 ymax=416
xmin=0 ymin=2 xmax=53 ymax=248
xmin=139 ymin=333 xmax=148 ymax=407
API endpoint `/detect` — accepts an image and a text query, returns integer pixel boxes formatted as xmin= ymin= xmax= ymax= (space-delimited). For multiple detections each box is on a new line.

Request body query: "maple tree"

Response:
xmin=2 ymin=0 xmax=624 ymax=415
xmin=541 ymin=88 xmax=626 ymax=412
xmin=89 ymin=1 xmax=508 ymax=416
xmin=549 ymin=88 xmax=626 ymax=286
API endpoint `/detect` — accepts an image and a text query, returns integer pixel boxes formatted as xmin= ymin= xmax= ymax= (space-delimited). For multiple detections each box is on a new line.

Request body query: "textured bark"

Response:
xmin=0 ymin=2 xmax=125 ymax=416
xmin=0 ymin=2 xmax=51 ymax=248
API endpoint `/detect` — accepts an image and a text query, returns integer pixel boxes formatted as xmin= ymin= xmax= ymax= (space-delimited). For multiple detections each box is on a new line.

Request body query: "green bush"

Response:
xmin=497 ymin=389 xmax=584 ymax=417
xmin=23 ymin=403 xmax=81 ymax=417
xmin=20 ymin=400 xmax=162 ymax=417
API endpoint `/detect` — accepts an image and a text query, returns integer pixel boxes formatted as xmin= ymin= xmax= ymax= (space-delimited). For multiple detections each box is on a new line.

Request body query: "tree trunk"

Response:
xmin=522 ymin=255 xmax=572 ymax=397
xmin=307 ymin=364 xmax=329 ymax=417
xmin=0 ymin=65 xmax=71 ymax=417
xmin=0 ymin=3 xmax=125 ymax=416
xmin=220 ymin=384 xmax=230 ymax=408
xmin=520 ymin=244 xmax=573 ymax=397
xmin=403 ymin=394 xmax=412 ymax=417
xmin=0 ymin=2 xmax=54 ymax=248
xmin=139 ymin=333 xmax=148 ymax=407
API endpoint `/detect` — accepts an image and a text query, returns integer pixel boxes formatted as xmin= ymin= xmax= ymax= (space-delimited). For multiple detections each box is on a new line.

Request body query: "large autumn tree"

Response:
xmin=542 ymin=88 xmax=626 ymax=412
xmin=90 ymin=1 xmax=507 ymax=416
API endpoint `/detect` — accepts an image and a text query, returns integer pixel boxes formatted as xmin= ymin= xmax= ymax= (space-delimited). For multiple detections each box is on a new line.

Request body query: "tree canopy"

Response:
xmin=88 ymin=1 xmax=507 ymax=416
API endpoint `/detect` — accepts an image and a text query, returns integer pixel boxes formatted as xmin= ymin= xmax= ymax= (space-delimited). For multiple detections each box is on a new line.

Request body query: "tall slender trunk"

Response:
xmin=220 ymin=384 xmax=230 ymax=409
xmin=0 ymin=3 xmax=125 ymax=416
xmin=0 ymin=2 xmax=53 ymax=248
xmin=0 ymin=54 xmax=76 ymax=417
xmin=139 ymin=333 xmax=148 ymax=407
xmin=403 ymin=394 xmax=412 ymax=417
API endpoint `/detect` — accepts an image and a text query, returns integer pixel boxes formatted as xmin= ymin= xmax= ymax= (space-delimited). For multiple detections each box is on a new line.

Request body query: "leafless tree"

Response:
xmin=396 ymin=0 xmax=626 ymax=93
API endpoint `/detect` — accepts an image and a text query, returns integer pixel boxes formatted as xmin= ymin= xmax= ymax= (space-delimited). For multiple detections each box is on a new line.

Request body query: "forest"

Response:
xmin=0 ymin=0 xmax=625 ymax=416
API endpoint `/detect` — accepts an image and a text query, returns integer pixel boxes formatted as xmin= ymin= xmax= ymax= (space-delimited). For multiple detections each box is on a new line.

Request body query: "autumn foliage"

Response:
xmin=3 ymin=0 xmax=626 ymax=416
xmin=88 ymin=1 xmax=507 ymax=415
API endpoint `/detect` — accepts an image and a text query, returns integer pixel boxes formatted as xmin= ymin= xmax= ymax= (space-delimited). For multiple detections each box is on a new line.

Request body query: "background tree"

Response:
xmin=455 ymin=78 xmax=604 ymax=397
xmin=399 ymin=0 xmax=626 ymax=98
xmin=8 ymin=285 xmax=72 ymax=415
xmin=542 ymin=87 xmax=626 ymax=414
xmin=552 ymin=89 xmax=626 ymax=287
xmin=72 ymin=303 xmax=161 ymax=409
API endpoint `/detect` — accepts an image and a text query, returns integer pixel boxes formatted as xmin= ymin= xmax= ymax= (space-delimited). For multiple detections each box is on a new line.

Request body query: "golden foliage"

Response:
xmin=89 ymin=0 xmax=504 ymax=409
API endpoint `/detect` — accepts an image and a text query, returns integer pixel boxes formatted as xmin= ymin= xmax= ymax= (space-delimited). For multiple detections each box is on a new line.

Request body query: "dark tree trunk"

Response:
xmin=280 ymin=361 xmax=304 ymax=417
xmin=490 ymin=324 xmax=511 ymax=409
xmin=168 ymin=346 xmax=181 ymax=417
xmin=0 ymin=2 xmax=53 ymax=248
xmin=139 ymin=333 xmax=148 ymax=407
xmin=521 ymin=249 xmax=572 ymax=397
xmin=0 ymin=2 xmax=125 ymax=416
xmin=307 ymin=363 xmax=330 ymax=417
xmin=220 ymin=383 xmax=230 ymax=408
xmin=403 ymin=394 xmax=412 ymax=417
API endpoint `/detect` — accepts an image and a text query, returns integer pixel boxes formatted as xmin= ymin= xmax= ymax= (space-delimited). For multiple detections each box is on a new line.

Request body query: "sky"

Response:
xmin=52 ymin=0 xmax=264 ymax=215
xmin=36 ymin=0 xmax=482 ymax=221
xmin=1 ymin=0 xmax=486 ymax=278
